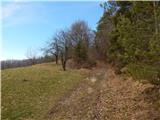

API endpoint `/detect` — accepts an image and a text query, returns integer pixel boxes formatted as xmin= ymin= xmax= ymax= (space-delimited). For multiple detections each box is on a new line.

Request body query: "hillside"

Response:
xmin=2 ymin=62 xmax=160 ymax=120
xmin=1 ymin=1 xmax=160 ymax=120
xmin=47 ymin=63 xmax=160 ymax=120
xmin=1 ymin=63 xmax=89 ymax=120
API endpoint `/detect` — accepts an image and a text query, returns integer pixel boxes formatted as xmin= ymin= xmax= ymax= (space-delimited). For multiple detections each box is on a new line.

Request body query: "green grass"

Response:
xmin=1 ymin=63 xmax=89 ymax=120
xmin=127 ymin=63 xmax=160 ymax=85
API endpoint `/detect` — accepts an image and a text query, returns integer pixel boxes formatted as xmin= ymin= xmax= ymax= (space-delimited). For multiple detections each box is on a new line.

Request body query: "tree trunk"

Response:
xmin=62 ymin=61 xmax=66 ymax=71
xmin=153 ymin=1 xmax=158 ymax=34
xmin=60 ymin=52 xmax=66 ymax=71
xmin=55 ymin=54 xmax=58 ymax=64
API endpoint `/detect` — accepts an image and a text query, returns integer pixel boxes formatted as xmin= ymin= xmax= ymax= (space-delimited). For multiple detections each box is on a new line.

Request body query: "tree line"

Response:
xmin=95 ymin=1 xmax=160 ymax=85
xmin=42 ymin=21 xmax=95 ymax=71
xmin=42 ymin=1 xmax=160 ymax=85
xmin=2 ymin=1 xmax=159 ymax=85
xmin=1 ymin=56 xmax=54 ymax=70
xmin=96 ymin=1 xmax=160 ymax=66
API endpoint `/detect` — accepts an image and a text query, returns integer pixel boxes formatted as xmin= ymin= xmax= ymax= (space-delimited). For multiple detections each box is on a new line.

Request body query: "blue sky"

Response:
xmin=1 ymin=1 xmax=103 ymax=60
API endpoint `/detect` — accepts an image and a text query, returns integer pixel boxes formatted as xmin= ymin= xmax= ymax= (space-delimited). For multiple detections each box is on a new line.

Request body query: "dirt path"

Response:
xmin=47 ymin=64 xmax=160 ymax=120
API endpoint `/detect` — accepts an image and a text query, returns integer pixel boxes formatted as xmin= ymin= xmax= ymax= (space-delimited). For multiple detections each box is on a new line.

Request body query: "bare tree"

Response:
xmin=41 ymin=34 xmax=60 ymax=64
xmin=26 ymin=48 xmax=37 ymax=65
xmin=53 ymin=36 xmax=60 ymax=64
xmin=69 ymin=20 xmax=93 ymax=63
xmin=41 ymin=21 xmax=94 ymax=70
xmin=58 ymin=30 xmax=70 ymax=71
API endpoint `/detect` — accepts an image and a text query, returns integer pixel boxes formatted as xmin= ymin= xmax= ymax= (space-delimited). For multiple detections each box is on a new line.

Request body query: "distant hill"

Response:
xmin=1 ymin=56 xmax=54 ymax=70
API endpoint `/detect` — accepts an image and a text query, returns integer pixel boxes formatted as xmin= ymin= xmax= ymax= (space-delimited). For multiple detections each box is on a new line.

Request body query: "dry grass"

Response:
xmin=1 ymin=63 xmax=89 ymax=120
xmin=47 ymin=64 xmax=160 ymax=120
xmin=2 ymin=62 xmax=160 ymax=120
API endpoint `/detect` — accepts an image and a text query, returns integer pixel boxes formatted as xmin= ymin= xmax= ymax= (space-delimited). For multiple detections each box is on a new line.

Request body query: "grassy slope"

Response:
xmin=1 ymin=63 xmax=89 ymax=120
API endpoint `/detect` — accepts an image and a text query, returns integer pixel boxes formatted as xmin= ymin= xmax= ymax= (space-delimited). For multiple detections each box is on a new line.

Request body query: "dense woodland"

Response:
xmin=2 ymin=1 xmax=160 ymax=85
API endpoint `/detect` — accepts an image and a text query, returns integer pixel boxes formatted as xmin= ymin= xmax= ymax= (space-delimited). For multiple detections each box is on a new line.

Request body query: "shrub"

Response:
xmin=127 ymin=63 xmax=160 ymax=85
xmin=82 ymin=59 xmax=97 ymax=69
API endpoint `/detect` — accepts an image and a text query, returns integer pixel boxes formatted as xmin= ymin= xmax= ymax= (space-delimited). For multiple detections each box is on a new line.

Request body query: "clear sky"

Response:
xmin=1 ymin=1 xmax=103 ymax=60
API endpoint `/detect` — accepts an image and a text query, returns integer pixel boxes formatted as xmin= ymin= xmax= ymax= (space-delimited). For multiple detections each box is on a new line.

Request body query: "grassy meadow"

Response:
xmin=1 ymin=63 xmax=89 ymax=120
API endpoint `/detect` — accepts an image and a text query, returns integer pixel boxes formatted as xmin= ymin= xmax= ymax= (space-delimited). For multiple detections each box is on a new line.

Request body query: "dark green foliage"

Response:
xmin=95 ymin=1 xmax=160 ymax=85
xmin=150 ymin=34 xmax=160 ymax=53
xmin=95 ymin=4 xmax=113 ymax=60
xmin=127 ymin=63 xmax=160 ymax=85
xmin=74 ymin=41 xmax=88 ymax=62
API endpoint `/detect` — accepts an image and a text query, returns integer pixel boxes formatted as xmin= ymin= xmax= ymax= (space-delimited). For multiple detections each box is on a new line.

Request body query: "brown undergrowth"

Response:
xmin=47 ymin=62 xmax=160 ymax=120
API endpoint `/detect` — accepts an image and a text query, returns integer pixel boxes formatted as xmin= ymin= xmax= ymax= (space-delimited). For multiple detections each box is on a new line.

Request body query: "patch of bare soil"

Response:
xmin=46 ymin=63 xmax=160 ymax=120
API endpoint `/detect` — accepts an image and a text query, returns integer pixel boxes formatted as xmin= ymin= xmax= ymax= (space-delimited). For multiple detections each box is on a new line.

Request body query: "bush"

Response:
xmin=82 ymin=59 xmax=97 ymax=69
xmin=114 ymin=60 xmax=127 ymax=74
xmin=67 ymin=59 xmax=96 ymax=69
xmin=127 ymin=63 xmax=160 ymax=85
